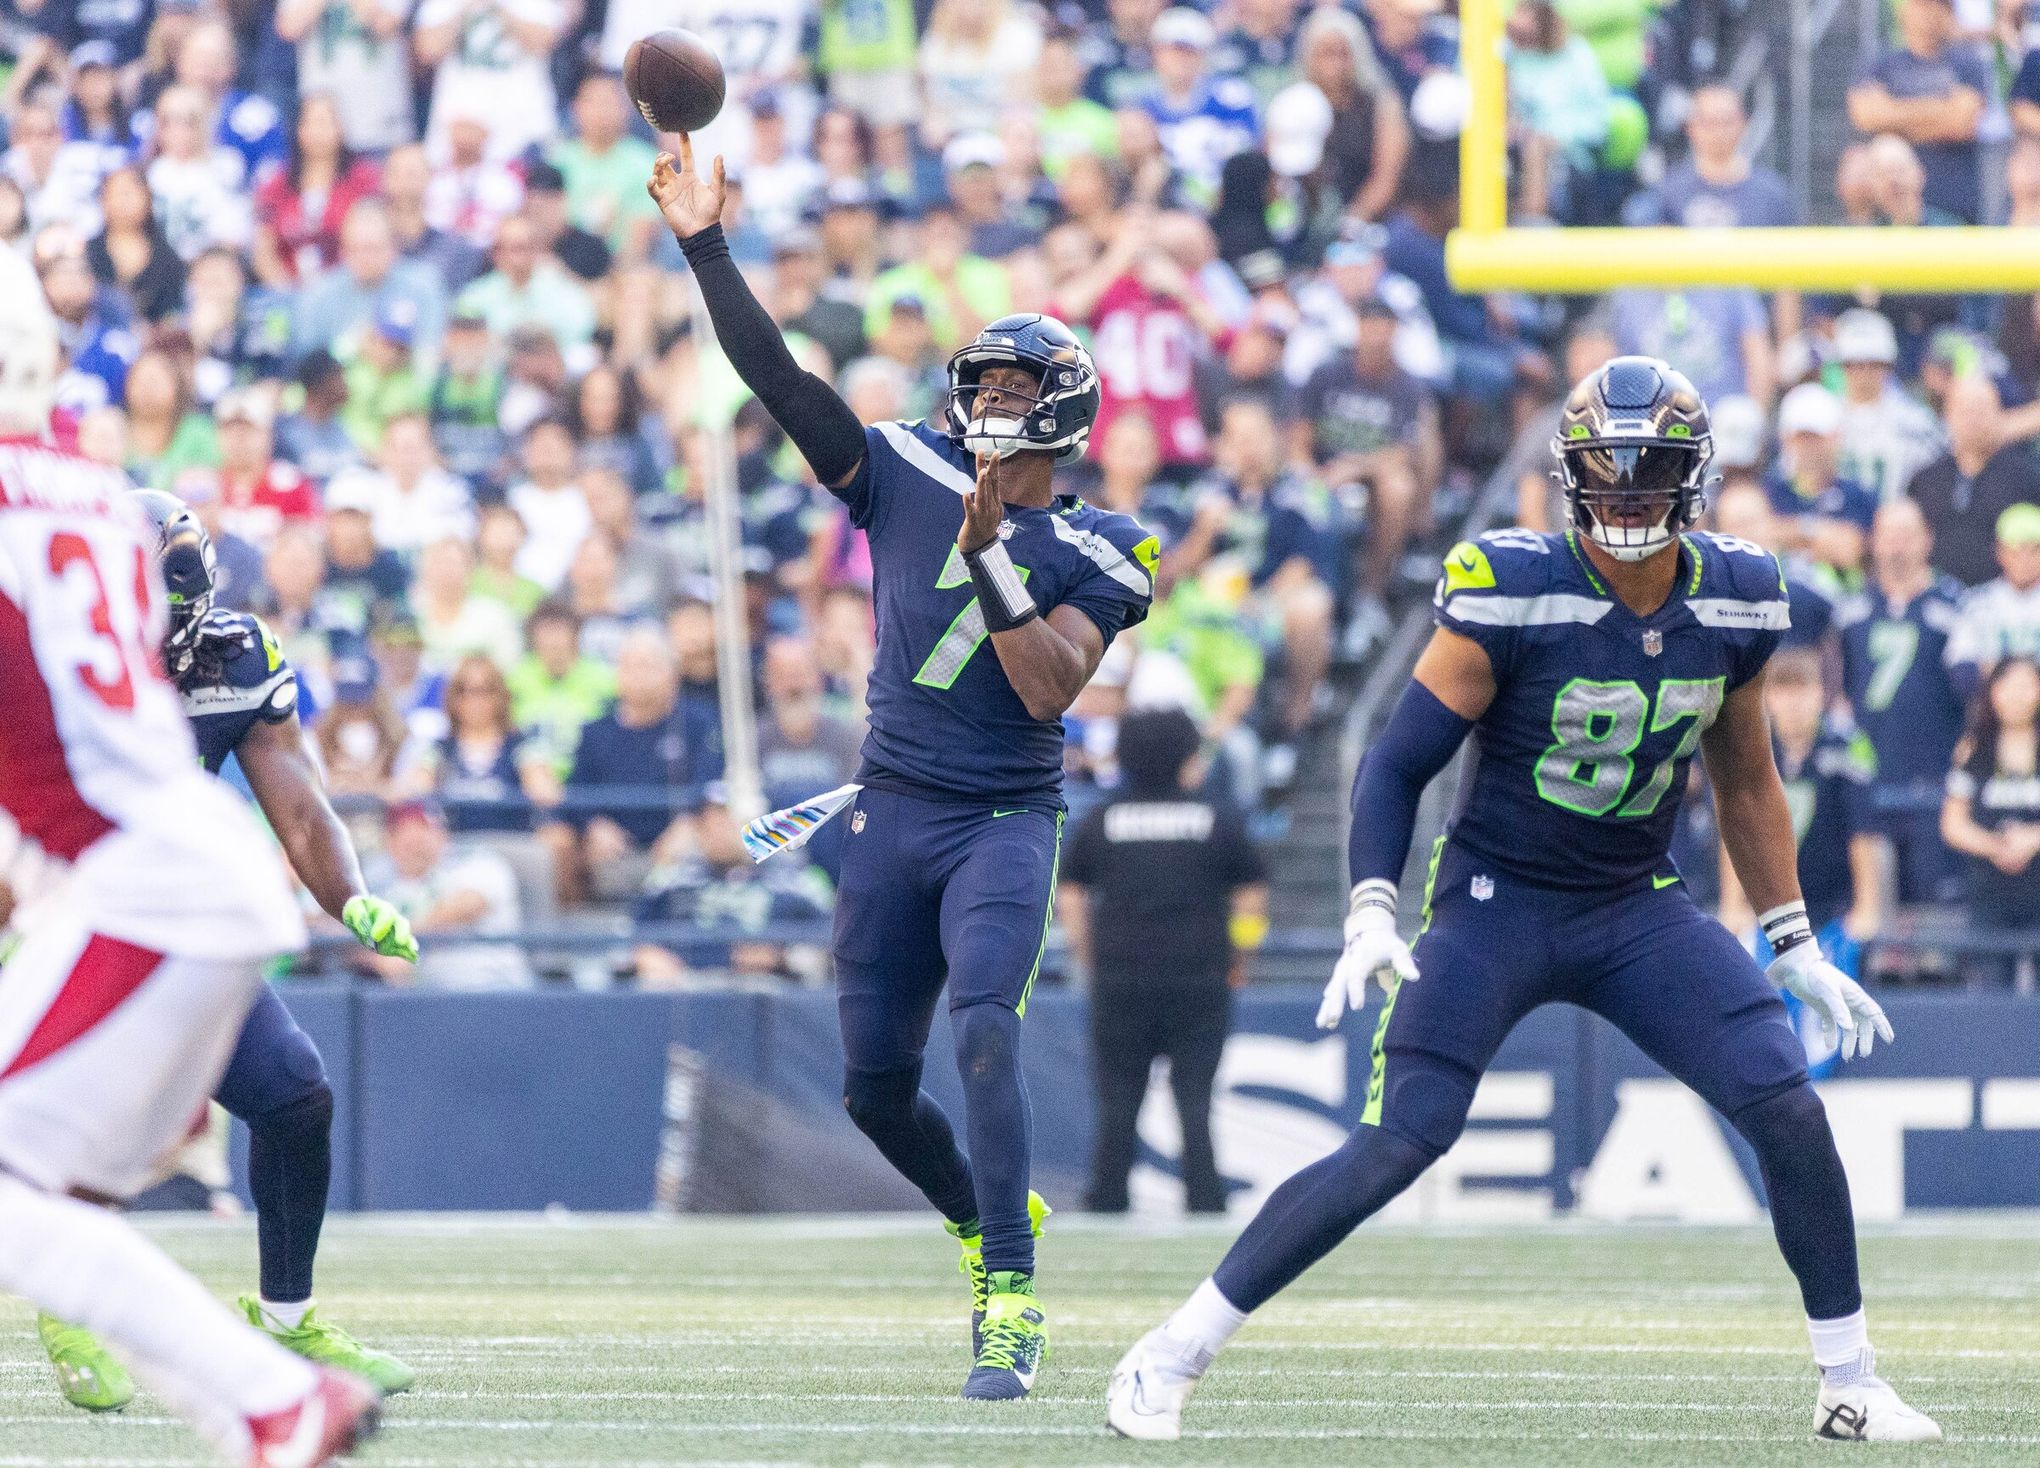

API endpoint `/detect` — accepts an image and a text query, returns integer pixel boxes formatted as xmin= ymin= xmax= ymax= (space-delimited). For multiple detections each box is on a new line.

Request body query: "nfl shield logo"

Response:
xmin=1471 ymin=875 xmax=1495 ymax=901
xmin=1642 ymin=629 xmax=1664 ymax=657
xmin=851 ymin=810 xmax=867 ymax=834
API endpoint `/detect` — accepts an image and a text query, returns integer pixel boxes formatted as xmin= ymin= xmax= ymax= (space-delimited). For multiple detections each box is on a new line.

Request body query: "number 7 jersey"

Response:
xmin=1432 ymin=528 xmax=1789 ymax=890
xmin=839 ymin=420 xmax=1158 ymax=805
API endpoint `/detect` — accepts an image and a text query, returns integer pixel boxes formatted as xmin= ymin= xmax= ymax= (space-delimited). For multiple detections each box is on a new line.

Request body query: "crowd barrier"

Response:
xmin=244 ymin=984 xmax=2040 ymax=1219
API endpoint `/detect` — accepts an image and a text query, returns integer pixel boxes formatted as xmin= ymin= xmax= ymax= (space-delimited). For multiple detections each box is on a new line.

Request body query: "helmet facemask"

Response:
xmin=945 ymin=326 xmax=1100 ymax=465
xmin=1558 ymin=435 xmax=1709 ymax=563
xmin=950 ymin=371 xmax=1053 ymax=463
xmin=158 ymin=528 xmax=216 ymax=677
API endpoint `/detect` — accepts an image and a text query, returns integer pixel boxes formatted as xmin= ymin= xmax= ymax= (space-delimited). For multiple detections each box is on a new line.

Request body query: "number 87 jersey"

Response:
xmin=1433 ymin=527 xmax=1789 ymax=890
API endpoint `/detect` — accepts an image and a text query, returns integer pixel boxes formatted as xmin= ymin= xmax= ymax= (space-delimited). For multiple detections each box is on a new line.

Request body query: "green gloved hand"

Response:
xmin=342 ymin=895 xmax=419 ymax=962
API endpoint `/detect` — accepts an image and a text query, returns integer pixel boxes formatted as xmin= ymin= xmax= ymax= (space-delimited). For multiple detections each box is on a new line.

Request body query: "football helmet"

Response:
xmin=1552 ymin=356 xmax=1713 ymax=563
xmin=131 ymin=488 xmax=216 ymax=677
xmin=946 ymin=313 xmax=1100 ymax=465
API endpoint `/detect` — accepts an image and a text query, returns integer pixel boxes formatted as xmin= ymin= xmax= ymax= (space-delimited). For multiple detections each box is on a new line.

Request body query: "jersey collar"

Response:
xmin=1564 ymin=528 xmax=1700 ymax=623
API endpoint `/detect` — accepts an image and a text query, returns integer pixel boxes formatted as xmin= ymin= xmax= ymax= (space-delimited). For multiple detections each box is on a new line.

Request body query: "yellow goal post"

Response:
xmin=1444 ymin=0 xmax=2040 ymax=292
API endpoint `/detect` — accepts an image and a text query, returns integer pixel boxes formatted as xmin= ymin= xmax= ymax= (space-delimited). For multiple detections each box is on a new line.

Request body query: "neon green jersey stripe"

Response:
xmin=1363 ymin=835 xmax=1446 ymax=1128
xmin=1015 ymin=810 xmax=1065 ymax=1018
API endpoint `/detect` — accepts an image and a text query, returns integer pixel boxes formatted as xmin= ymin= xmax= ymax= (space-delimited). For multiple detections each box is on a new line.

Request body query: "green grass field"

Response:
xmin=0 ymin=1214 xmax=2035 ymax=1467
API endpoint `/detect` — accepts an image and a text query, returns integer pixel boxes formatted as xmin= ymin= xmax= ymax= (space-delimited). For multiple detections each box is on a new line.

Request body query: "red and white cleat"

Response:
xmin=245 ymin=1369 xmax=381 ymax=1468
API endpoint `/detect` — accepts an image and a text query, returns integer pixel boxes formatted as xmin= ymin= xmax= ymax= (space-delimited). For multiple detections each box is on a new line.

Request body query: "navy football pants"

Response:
xmin=215 ymin=984 xmax=333 ymax=1304
xmin=1214 ymin=841 xmax=1862 ymax=1321
xmin=834 ymin=785 xmax=1063 ymax=1276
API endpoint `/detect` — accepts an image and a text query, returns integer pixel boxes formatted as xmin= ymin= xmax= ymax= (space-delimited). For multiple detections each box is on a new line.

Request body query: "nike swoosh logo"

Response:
xmin=991 ymin=809 xmax=1026 ymax=819
xmin=1652 ymin=874 xmax=1681 ymax=889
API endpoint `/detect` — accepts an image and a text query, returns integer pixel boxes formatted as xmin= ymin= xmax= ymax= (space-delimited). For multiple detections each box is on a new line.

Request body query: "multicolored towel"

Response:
xmin=740 ymin=783 xmax=863 ymax=863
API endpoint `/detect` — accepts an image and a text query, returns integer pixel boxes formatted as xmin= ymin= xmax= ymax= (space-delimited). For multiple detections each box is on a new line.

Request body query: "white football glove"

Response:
xmin=1316 ymin=880 xmax=1419 ymax=1030
xmin=1766 ymin=937 xmax=1893 ymax=1062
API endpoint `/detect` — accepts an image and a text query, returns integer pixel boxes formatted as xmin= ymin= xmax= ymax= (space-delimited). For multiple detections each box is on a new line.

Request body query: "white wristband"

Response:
xmin=1758 ymin=900 xmax=1813 ymax=954
xmin=1349 ymin=879 xmax=1398 ymax=916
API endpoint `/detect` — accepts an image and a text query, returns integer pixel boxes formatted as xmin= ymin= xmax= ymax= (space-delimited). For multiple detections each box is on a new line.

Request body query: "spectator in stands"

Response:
xmin=144 ymin=84 xmax=255 ymax=261
xmin=274 ymin=0 xmax=415 ymax=155
xmin=1292 ymin=6 xmax=1408 ymax=227
xmin=1719 ymin=648 xmax=1881 ymax=962
xmin=540 ymin=627 xmax=722 ymax=903
xmin=1061 ymin=707 xmax=1267 ymax=1214
xmin=1765 ymin=382 xmax=1876 ymax=575
xmin=1638 ymin=84 xmax=1797 ymax=229
xmin=1711 ymin=479 xmax=1838 ymax=648
xmin=215 ymin=387 xmax=318 ymax=549
xmin=1947 ymin=504 xmax=2040 ymax=698
xmin=507 ymin=417 xmax=593 ymax=592
xmin=1365 ymin=0 xmax=1457 ymax=104
xmin=919 ymin=0 xmax=1043 ymax=149
xmin=1140 ymin=8 xmax=1258 ymax=204
xmin=275 ymin=350 xmax=359 ymax=489
xmin=1504 ymin=0 xmax=1610 ymax=223
xmin=364 ymin=798 xmax=532 ymax=990
xmin=318 ymin=482 xmax=407 ymax=641
xmin=1293 ymin=291 xmax=1432 ymax=637
xmin=124 ymin=345 xmax=217 ymax=491
xmin=863 ymin=200 xmax=1010 ymax=354
xmin=1907 ymin=375 xmax=2040 ymax=587
xmin=631 ymin=785 xmax=834 ymax=985
xmin=457 ymin=212 xmax=596 ymax=355
xmin=758 ymin=634 xmax=864 ymax=807
xmin=1036 ymin=26 xmax=1119 ymax=178
xmin=396 ymin=654 xmax=560 ymax=833
xmin=1833 ymin=307 xmax=1942 ymax=501
xmin=316 ymin=651 xmax=407 ymax=801
xmin=88 ymin=166 xmax=183 ymax=322
xmin=325 ymin=411 xmax=475 ymax=556
xmin=292 ymin=199 xmax=448 ymax=368
xmin=550 ymin=72 xmax=661 ymax=262
xmin=1610 ymin=283 xmax=1774 ymax=409
xmin=414 ymin=0 xmax=564 ymax=166
xmin=380 ymin=142 xmax=486 ymax=291
xmin=412 ymin=534 xmax=522 ymax=672
xmin=1940 ymin=656 xmax=2040 ymax=978
xmin=509 ymin=601 xmax=617 ymax=775
xmin=1836 ymin=499 xmax=1969 ymax=905
xmin=1848 ymin=0 xmax=1989 ymax=222
xmin=255 ymin=93 xmax=381 ymax=286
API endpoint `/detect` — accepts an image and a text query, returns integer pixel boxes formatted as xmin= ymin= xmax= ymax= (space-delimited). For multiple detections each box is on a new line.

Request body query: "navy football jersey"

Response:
xmin=176 ymin=610 xmax=299 ymax=772
xmin=1834 ymin=578 xmax=1966 ymax=813
xmin=1433 ymin=529 xmax=1788 ymax=889
xmin=836 ymin=420 xmax=1156 ymax=804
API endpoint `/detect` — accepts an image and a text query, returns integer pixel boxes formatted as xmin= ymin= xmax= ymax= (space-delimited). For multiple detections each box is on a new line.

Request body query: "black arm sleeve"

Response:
xmin=679 ymin=225 xmax=868 ymax=488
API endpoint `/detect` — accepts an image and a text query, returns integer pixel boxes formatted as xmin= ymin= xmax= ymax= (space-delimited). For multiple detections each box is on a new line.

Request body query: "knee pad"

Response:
xmin=1731 ymin=1081 xmax=1832 ymax=1159
xmin=951 ymin=1002 xmax=1019 ymax=1083
xmin=842 ymin=1061 xmax=922 ymax=1132
xmin=247 ymin=1080 xmax=333 ymax=1147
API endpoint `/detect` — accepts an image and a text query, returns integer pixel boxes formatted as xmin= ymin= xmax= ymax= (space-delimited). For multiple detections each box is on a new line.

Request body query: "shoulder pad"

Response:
xmin=1051 ymin=507 xmax=1157 ymax=598
xmin=1438 ymin=529 xmax=1557 ymax=599
xmin=1691 ymin=531 xmax=1788 ymax=599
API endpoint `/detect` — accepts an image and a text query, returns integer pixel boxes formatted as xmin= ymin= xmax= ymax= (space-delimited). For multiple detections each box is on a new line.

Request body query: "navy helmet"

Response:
xmin=131 ymin=488 xmax=216 ymax=675
xmin=946 ymin=313 xmax=1101 ymax=466
xmin=1552 ymin=356 xmax=1713 ymax=563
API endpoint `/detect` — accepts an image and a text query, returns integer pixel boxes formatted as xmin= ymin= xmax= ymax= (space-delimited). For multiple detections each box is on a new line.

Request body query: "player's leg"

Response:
xmin=1085 ymin=988 xmax=1163 ymax=1213
xmin=834 ymin=790 xmax=978 ymax=1226
xmin=939 ymin=806 xmax=1064 ymax=1399
xmin=1163 ymin=987 xmax=1230 ymax=1214
xmin=1111 ymin=848 xmax=1554 ymax=1438
xmin=214 ymin=985 xmax=414 ymax=1392
xmin=1576 ymin=891 xmax=1940 ymax=1443
xmin=0 ymin=922 xmax=376 ymax=1457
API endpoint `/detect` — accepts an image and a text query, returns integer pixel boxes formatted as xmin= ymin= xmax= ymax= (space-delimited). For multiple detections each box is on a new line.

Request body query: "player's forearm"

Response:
xmin=676 ymin=224 xmax=867 ymax=488
xmin=1346 ymin=680 xmax=1472 ymax=891
xmin=989 ymin=618 xmax=1091 ymax=722
xmin=1715 ymin=774 xmax=1803 ymax=916
xmin=278 ymin=795 xmax=370 ymax=923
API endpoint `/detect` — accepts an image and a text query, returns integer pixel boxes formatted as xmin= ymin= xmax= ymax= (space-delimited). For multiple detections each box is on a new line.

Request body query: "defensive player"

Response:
xmin=0 ymin=260 xmax=379 ymax=1463
xmin=32 ymin=491 xmax=417 ymax=1412
xmin=651 ymin=139 xmax=1156 ymax=1399
xmin=1108 ymin=358 xmax=1942 ymax=1443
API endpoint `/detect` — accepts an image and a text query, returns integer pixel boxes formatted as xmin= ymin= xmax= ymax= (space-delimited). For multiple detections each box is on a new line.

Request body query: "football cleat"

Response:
xmin=241 ymin=1297 xmax=416 ymax=1395
xmin=1814 ymin=1350 xmax=1942 ymax=1442
xmin=948 ymin=1190 xmax=1051 ymax=1358
xmin=961 ymin=1273 xmax=1047 ymax=1401
xmin=37 ymin=1313 xmax=134 ymax=1412
xmin=1106 ymin=1324 xmax=1211 ymax=1441
xmin=245 ymin=1367 xmax=380 ymax=1467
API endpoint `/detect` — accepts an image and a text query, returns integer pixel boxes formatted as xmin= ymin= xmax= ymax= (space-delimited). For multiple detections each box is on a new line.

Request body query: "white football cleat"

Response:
xmin=1106 ymin=1326 xmax=1208 ymax=1441
xmin=1814 ymin=1350 xmax=1943 ymax=1443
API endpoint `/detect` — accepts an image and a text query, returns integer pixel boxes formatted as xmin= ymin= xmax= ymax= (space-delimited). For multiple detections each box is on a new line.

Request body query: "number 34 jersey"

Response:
xmin=1433 ymin=528 xmax=1789 ymax=890
xmin=838 ymin=420 xmax=1157 ymax=806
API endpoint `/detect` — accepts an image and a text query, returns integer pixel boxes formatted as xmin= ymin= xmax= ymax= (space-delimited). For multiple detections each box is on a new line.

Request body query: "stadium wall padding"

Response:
xmin=238 ymin=986 xmax=2040 ymax=1217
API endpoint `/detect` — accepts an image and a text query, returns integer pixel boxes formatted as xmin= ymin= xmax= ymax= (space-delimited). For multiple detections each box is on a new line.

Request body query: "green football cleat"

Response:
xmin=240 ymin=1296 xmax=416 ymax=1394
xmin=948 ymin=1190 xmax=1051 ymax=1358
xmin=962 ymin=1273 xmax=1048 ymax=1401
xmin=38 ymin=1314 xmax=133 ymax=1413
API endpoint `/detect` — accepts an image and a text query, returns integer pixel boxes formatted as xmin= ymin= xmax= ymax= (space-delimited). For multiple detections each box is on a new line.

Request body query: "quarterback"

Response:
xmin=1109 ymin=357 xmax=1939 ymax=1443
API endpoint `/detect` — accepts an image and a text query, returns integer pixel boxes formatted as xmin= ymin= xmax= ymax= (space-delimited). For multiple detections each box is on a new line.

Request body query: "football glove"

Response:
xmin=1316 ymin=880 xmax=1419 ymax=1030
xmin=1762 ymin=902 xmax=1891 ymax=1062
xmin=343 ymin=895 xmax=418 ymax=962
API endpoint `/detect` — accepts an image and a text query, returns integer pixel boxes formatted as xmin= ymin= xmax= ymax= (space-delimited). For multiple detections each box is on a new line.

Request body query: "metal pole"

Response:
xmin=688 ymin=281 xmax=764 ymax=826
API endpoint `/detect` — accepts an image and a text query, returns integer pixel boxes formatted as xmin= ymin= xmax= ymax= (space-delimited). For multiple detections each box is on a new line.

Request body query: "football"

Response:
xmin=623 ymin=28 xmax=726 ymax=135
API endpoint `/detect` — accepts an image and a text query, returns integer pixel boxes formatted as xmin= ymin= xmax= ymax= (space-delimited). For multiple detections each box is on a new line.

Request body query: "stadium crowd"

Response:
xmin=0 ymin=0 xmax=2034 ymax=986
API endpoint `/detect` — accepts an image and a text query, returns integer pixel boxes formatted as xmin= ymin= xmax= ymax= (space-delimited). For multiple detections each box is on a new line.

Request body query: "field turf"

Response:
xmin=0 ymin=1214 xmax=2034 ymax=1466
